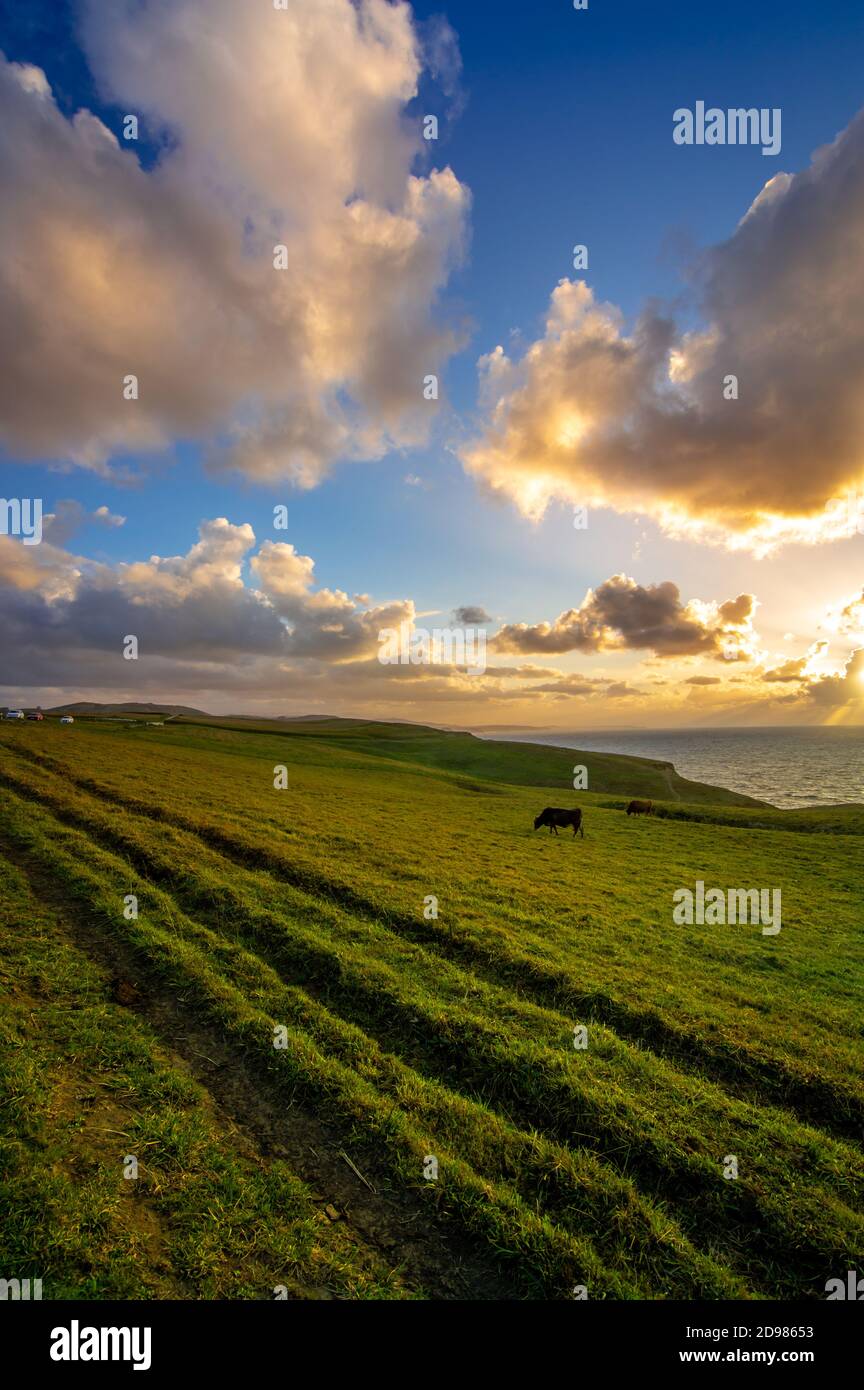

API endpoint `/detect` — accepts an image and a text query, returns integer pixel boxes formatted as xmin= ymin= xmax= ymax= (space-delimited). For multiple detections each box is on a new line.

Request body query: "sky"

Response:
xmin=0 ymin=0 xmax=863 ymax=728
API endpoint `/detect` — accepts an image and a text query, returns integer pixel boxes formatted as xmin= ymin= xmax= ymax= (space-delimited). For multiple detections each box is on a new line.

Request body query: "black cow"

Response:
xmin=534 ymin=807 xmax=584 ymax=838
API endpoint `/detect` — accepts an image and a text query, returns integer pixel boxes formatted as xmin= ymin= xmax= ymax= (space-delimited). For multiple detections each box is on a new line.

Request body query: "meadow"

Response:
xmin=0 ymin=715 xmax=861 ymax=1300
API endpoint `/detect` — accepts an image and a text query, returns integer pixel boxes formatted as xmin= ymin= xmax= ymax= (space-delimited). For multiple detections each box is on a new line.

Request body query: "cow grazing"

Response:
xmin=626 ymin=799 xmax=653 ymax=817
xmin=534 ymin=807 xmax=584 ymax=838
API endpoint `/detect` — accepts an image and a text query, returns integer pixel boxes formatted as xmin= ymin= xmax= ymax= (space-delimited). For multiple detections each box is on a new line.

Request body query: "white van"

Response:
xmin=3 ymin=710 xmax=24 ymax=720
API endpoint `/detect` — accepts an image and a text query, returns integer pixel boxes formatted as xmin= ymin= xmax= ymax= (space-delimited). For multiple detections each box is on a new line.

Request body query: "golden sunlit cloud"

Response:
xmin=463 ymin=109 xmax=864 ymax=552
xmin=493 ymin=575 xmax=760 ymax=661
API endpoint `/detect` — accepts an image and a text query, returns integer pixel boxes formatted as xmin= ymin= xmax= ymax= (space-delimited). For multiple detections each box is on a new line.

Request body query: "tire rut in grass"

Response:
xmin=0 ymin=787 xmax=744 ymax=1300
xmin=1 ymin=837 xmax=517 ymax=1302
xmin=1 ymin=743 xmax=860 ymax=1147
xmin=2 ymin=761 xmax=861 ymax=1299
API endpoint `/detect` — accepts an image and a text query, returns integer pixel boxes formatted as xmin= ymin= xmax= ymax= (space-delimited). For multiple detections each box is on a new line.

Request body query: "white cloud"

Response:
xmin=0 ymin=0 xmax=469 ymax=482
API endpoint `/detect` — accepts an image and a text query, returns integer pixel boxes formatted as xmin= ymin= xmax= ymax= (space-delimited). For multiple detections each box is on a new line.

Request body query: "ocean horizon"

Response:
xmin=479 ymin=725 xmax=864 ymax=809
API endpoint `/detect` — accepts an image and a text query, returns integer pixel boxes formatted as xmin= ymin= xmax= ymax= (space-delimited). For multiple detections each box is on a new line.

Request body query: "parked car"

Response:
xmin=26 ymin=712 xmax=44 ymax=721
xmin=60 ymin=715 xmax=75 ymax=725
xmin=3 ymin=709 xmax=24 ymax=720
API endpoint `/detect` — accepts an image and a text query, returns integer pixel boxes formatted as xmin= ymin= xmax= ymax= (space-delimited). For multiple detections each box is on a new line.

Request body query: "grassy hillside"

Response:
xmin=44 ymin=702 xmax=210 ymax=717
xmin=166 ymin=714 xmax=769 ymax=806
xmin=0 ymin=717 xmax=861 ymax=1300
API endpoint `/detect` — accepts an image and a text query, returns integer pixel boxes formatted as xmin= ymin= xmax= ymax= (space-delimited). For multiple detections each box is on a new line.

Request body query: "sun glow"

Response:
xmin=553 ymin=411 xmax=589 ymax=450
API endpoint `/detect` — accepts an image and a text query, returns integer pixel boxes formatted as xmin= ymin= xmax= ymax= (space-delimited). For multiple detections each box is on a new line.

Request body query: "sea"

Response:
xmin=480 ymin=726 xmax=863 ymax=809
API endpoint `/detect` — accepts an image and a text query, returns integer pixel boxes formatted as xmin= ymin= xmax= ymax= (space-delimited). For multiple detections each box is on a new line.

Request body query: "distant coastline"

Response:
xmin=477 ymin=725 xmax=864 ymax=810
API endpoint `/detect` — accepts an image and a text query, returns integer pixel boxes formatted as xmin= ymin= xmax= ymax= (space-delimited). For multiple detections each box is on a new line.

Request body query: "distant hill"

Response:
xmin=164 ymin=712 xmax=769 ymax=807
xmin=45 ymin=702 xmax=211 ymax=717
xmin=9 ymin=707 xmax=812 ymax=811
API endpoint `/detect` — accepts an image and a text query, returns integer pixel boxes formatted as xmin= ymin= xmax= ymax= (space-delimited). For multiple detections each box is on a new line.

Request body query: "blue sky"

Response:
xmin=1 ymin=0 xmax=862 ymax=723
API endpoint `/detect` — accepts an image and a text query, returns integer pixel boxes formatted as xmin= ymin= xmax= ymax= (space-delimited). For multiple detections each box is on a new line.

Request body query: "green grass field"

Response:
xmin=1 ymin=716 xmax=861 ymax=1300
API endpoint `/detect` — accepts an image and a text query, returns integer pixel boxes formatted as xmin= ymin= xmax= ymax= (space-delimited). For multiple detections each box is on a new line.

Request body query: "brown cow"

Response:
xmin=534 ymin=807 xmax=584 ymax=838
xmin=626 ymin=799 xmax=653 ymax=817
